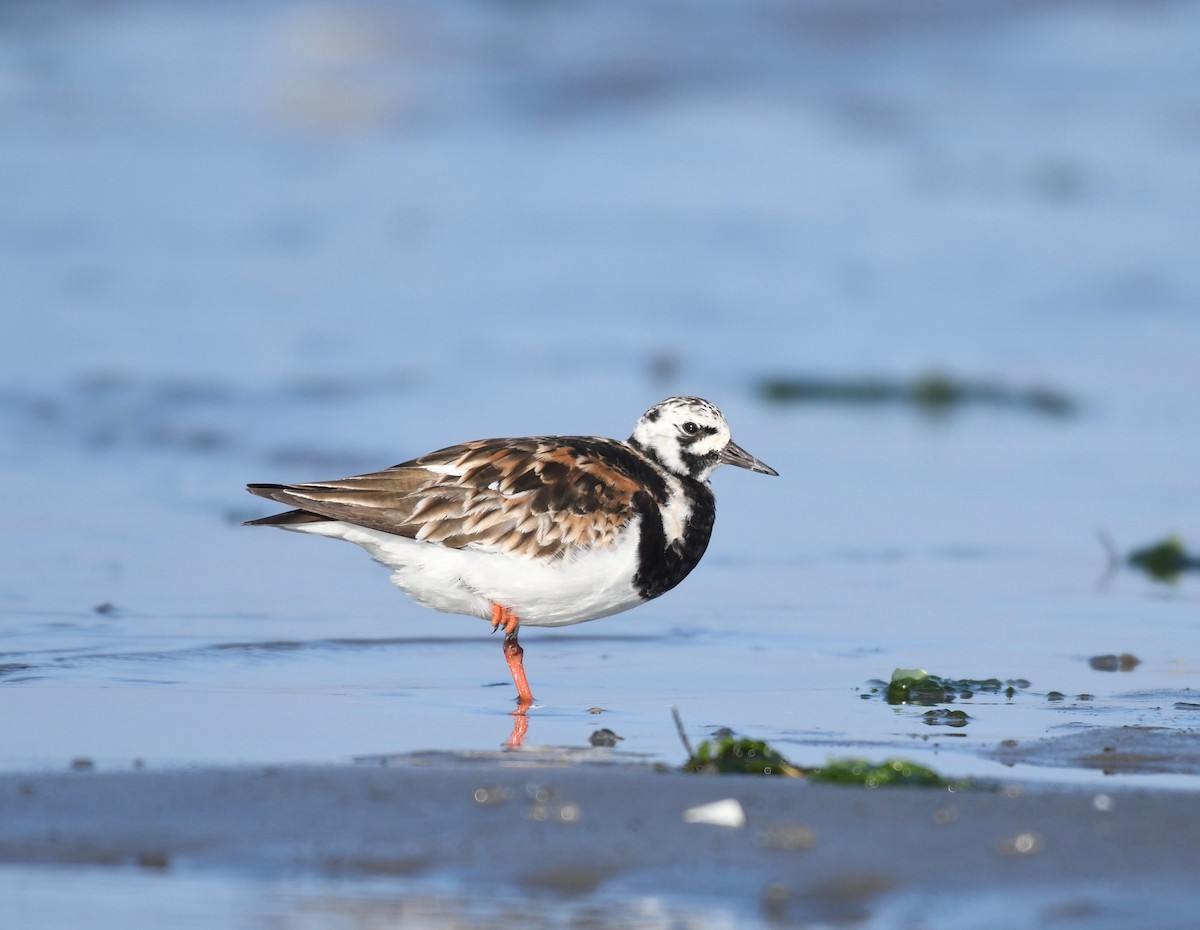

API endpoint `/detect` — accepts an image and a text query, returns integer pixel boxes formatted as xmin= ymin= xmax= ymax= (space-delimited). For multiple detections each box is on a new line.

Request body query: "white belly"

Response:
xmin=285 ymin=519 xmax=646 ymax=627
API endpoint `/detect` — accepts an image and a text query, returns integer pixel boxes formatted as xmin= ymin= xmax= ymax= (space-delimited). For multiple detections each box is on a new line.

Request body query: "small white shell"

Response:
xmin=682 ymin=798 xmax=746 ymax=829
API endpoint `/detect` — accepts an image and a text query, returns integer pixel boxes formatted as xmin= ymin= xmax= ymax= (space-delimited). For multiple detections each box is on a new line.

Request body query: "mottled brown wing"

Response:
xmin=246 ymin=437 xmax=646 ymax=559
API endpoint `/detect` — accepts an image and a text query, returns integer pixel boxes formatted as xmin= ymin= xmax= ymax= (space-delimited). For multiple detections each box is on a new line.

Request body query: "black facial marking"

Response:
xmin=680 ymin=448 xmax=719 ymax=478
xmin=643 ymin=407 xmax=661 ymax=423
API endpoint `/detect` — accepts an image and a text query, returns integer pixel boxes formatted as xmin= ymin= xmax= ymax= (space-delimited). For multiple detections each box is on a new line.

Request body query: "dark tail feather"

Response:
xmin=243 ymin=509 xmax=329 ymax=527
xmin=244 ymin=483 xmax=328 ymax=527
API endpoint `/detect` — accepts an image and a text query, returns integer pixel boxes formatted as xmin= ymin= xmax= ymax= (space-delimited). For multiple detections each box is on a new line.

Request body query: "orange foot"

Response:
xmin=490 ymin=602 xmax=520 ymax=636
xmin=492 ymin=602 xmax=534 ymax=710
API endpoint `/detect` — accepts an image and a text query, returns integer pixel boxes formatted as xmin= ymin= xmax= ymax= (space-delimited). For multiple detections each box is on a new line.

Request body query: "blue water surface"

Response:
xmin=1 ymin=0 xmax=1197 ymax=782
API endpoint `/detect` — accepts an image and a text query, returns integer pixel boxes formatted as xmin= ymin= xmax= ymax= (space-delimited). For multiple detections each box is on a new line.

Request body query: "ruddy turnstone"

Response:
xmin=245 ymin=396 xmax=777 ymax=710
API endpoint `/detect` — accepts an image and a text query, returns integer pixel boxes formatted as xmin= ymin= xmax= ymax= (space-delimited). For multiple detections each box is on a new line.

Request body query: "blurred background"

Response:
xmin=0 ymin=0 xmax=1197 ymax=770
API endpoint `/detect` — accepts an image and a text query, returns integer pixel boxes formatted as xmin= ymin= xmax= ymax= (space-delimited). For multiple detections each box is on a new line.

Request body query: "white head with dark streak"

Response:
xmin=628 ymin=396 xmax=778 ymax=483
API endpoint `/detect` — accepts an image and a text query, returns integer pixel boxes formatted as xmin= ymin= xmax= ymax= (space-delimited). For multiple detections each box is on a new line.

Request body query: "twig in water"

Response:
xmin=671 ymin=706 xmax=694 ymax=759
xmin=1096 ymin=527 xmax=1121 ymax=588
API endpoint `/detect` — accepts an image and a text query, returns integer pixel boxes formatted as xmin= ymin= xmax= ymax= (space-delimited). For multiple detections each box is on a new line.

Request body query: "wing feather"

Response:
xmin=246 ymin=436 xmax=651 ymax=558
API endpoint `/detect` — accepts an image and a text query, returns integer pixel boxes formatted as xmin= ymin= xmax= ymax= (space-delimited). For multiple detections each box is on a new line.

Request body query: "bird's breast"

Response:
xmin=631 ymin=479 xmax=716 ymax=601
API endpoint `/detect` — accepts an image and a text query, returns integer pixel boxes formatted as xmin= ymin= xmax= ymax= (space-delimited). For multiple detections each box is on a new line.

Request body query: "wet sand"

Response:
xmin=989 ymin=724 xmax=1200 ymax=777
xmin=3 ymin=739 xmax=1199 ymax=927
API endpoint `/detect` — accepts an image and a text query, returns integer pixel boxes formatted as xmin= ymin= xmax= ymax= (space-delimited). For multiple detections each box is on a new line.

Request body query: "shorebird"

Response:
xmin=246 ymin=396 xmax=777 ymax=711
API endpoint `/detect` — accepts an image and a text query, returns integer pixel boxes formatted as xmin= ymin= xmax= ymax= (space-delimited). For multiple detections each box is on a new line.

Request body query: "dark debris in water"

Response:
xmin=868 ymin=668 xmax=1032 ymax=706
xmin=1089 ymin=653 xmax=1141 ymax=672
xmin=1126 ymin=536 xmax=1200 ymax=583
xmin=588 ymin=728 xmax=623 ymax=747
xmin=921 ymin=709 xmax=970 ymax=728
xmin=756 ymin=370 xmax=1076 ymax=418
xmin=867 ymin=669 xmax=1098 ymax=710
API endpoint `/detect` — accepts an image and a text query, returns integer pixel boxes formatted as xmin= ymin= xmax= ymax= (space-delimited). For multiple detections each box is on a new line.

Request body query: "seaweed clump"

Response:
xmin=682 ymin=735 xmax=805 ymax=777
xmin=872 ymin=668 xmax=1031 ymax=705
xmin=756 ymin=371 xmax=1075 ymax=418
xmin=673 ymin=710 xmax=966 ymax=787
xmin=808 ymin=758 xmax=964 ymax=789
xmin=1127 ymin=536 xmax=1200 ymax=583
xmin=679 ymin=737 xmax=965 ymax=788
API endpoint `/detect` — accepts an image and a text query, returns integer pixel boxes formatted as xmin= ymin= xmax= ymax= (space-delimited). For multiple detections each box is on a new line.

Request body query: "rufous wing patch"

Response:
xmin=251 ymin=437 xmax=648 ymax=559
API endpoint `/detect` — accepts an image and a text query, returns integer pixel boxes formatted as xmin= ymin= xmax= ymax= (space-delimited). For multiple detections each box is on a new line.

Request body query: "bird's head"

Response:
xmin=629 ymin=396 xmax=778 ymax=483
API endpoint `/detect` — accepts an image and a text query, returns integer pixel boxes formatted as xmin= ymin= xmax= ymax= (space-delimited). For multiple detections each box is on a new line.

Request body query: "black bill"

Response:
xmin=719 ymin=440 xmax=779 ymax=476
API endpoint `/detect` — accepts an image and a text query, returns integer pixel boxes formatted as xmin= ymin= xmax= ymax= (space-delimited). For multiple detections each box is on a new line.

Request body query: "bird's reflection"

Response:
xmin=504 ymin=706 xmax=530 ymax=747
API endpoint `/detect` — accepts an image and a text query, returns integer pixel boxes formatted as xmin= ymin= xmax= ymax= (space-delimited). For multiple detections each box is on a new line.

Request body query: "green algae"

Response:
xmin=681 ymin=736 xmax=805 ymax=777
xmin=1127 ymin=536 xmax=1200 ymax=583
xmin=807 ymin=757 xmax=965 ymax=789
xmin=756 ymin=371 xmax=1075 ymax=418
xmin=679 ymin=737 xmax=967 ymax=788
xmin=674 ymin=708 xmax=966 ymax=787
xmin=677 ymin=726 xmax=966 ymax=788
xmin=872 ymin=668 xmax=1031 ymax=706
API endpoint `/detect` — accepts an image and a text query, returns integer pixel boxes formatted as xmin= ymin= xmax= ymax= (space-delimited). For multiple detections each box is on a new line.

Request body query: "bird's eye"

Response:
xmin=682 ymin=421 xmax=700 ymax=435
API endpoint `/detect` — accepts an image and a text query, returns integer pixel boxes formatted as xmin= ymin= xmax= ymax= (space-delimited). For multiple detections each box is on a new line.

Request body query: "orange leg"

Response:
xmin=491 ymin=602 xmax=533 ymax=709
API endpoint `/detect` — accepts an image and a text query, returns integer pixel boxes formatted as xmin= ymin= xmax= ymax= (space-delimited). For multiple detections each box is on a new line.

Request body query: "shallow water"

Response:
xmin=3 ymin=390 xmax=1195 ymax=780
xmin=2 ymin=0 xmax=1198 ymax=777
xmin=2 ymin=0 xmax=1199 ymax=925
